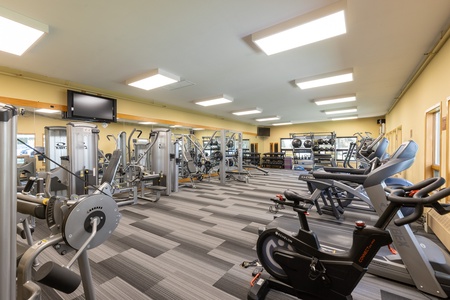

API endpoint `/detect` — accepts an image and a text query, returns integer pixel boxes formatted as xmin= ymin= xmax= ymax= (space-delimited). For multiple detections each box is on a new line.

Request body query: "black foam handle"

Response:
xmin=394 ymin=205 xmax=423 ymax=226
xmin=34 ymin=261 xmax=81 ymax=294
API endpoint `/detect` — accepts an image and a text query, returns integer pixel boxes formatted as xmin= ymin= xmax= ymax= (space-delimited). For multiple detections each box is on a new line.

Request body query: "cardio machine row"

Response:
xmin=249 ymin=140 xmax=450 ymax=300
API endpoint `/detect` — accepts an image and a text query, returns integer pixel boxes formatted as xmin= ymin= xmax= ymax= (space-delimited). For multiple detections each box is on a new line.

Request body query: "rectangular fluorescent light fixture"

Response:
xmin=35 ymin=108 xmax=60 ymax=114
xmin=170 ymin=125 xmax=183 ymax=128
xmin=138 ymin=121 xmax=157 ymax=125
xmin=273 ymin=122 xmax=293 ymax=126
xmin=331 ymin=116 xmax=358 ymax=121
xmin=126 ymin=68 xmax=180 ymax=90
xmin=192 ymin=128 xmax=204 ymax=131
xmin=256 ymin=116 xmax=280 ymax=122
xmin=296 ymin=70 xmax=353 ymax=89
xmin=314 ymin=95 xmax=356 ymax=106
xmin=195 ymin=95 xmax=233 ymax=107
xmin=324 ymin=108 xmax=357 ymax=115
xmin=252 ymin=1 xmax=346 ymax=55
xmin=232 ymin=108 xmax=262 ymax=116
xmin=0 ymin=6 xmax=49 ymax=56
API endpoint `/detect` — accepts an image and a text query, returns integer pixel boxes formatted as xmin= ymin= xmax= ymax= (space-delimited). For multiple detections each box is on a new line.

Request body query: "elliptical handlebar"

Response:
xmin=363 ymin=133 xmax=383 ymax=152
xmin=387 ymin=177 xmax=450 ymax=226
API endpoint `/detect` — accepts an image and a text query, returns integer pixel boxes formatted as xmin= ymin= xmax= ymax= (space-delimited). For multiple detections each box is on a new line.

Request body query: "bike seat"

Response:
xmin=284 ymin=189 xmax=314 ymax=205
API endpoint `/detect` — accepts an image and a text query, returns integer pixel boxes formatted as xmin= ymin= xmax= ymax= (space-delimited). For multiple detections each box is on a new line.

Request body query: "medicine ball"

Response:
xmin=313 ymin=145 xmax=320 ymax=151
xmin=292 ymin=138 xmax=302 ymax=148
xmin=318 ymin=139 xmax=324 ymax=145
xmin=329 ymin=138 xmax=335 ymax=145
xmin=304 ymin=140 xmax=312 ymax=148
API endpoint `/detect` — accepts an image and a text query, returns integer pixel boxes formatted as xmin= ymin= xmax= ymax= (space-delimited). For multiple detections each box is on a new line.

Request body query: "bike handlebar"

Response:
xmin=386 ymin=177 xmax=450 ymax=226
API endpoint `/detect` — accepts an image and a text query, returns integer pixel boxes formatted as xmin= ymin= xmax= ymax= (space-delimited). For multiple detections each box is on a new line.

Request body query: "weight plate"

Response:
xmin=62 ymin=194 xmax=121 ymax=250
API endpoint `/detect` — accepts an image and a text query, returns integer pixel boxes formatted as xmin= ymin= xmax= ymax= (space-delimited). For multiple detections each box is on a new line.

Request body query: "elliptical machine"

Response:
xmin=248 ymin=141 xmax=450 ymax=300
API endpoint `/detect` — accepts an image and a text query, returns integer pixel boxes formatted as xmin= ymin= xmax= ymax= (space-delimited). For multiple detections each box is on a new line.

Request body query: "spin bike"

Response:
xmin=248 ymin=141 xmax=450 ymax=300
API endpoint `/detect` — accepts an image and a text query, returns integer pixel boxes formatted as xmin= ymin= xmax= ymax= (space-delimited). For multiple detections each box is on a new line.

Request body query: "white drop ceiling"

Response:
xmin=1 ymin=0 xmax=450 ymax=126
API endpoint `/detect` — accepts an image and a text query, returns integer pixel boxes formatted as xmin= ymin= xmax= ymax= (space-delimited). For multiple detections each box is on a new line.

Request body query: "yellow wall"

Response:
xmin=0 ymin=70 xmax=256 ymax=134
xmin=2 ymin=69 xmax=382 ymax=159
xmin=386 ymin=35 xmax=450 ymax=184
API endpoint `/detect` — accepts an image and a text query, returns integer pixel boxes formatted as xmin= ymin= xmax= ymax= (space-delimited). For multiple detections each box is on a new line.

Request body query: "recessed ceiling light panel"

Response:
xmin=252 ymin=1 xmax=346 ymax=55
xmin=273 ymin=122 xmax=293 ymax=126
xmin=324 ymin=107 xmax=357 ymax=115
xmin=331 ymin=116 xmax=358 ymax=121
xmin=314 ymin=95 xmax=356 ymax=106
xmin=0 ymin=6 xmax=48 ymax=56
xmin=232 ymin=108 xmax=263 ymax=116
xmin=126 ymin=68 xmax=180 ymax=90
xmin=255 ymin=116 xmax=280 ymax=122
xmin=296 ymin=70 xmax=353 ymax=89
xmin=195 ymin=95 xmax=233 ymax=107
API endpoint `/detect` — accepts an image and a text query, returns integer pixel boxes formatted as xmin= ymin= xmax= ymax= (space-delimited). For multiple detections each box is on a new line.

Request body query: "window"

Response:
xmin=434 ymin=111 xmax=441 ymax=167
xmin=17 ymin=133 xmax=35 ymax=156
xmin=425 ymin=106 xmax=441 ymax=178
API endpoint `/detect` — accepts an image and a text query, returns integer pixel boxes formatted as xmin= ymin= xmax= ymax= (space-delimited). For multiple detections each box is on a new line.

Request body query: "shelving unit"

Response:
xmin=261 ymin=152 xmax=285 ymax=168
xmin=312 ymin=132 xmax=337 ymax=168
xmin=284 ymin=132 xmax=336 ymax=169
xmin=243 ymin=150 xmax=261 ymax=166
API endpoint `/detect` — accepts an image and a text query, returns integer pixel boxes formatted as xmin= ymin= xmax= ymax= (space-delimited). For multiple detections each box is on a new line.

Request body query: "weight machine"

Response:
xmin=177 ymin=134 xmax=212 ymax=187
xmin=216 ymin=129 xmax=249 ymax=184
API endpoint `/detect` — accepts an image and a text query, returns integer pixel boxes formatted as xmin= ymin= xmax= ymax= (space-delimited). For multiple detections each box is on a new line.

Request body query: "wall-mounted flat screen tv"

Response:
xmin=257 ymin=127 xmax=270 ymax=137
xmin=66 ymin=90 xmax=117 ymax=123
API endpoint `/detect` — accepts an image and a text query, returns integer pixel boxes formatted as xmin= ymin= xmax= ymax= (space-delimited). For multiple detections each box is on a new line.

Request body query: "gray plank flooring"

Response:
xmin=28 ymin=169 xmax=444 ymax=299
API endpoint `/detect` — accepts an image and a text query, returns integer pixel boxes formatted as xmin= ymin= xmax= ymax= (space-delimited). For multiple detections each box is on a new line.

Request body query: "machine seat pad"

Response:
xmin=147 ymin=185 xmax=167 ymax=191
xmin=284 ymin=189 xmax=314 ymax=205
xmin=225 ymin=170 xmax=249 ymax=175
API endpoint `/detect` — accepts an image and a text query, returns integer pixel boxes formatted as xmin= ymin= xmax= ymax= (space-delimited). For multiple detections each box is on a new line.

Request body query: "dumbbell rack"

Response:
xmin=289 ymin=133 xmax=314 ymax=170
xmin=289 ymin=131 xmax=336 ymax=169
xmin=311 ymin=132 xmax=336 ymax=168
xmin=261 ymin=152 xmax=285 ymax=168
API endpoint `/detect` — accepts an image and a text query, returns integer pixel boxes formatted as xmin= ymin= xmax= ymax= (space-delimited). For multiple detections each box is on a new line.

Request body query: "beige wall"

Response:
xmin=2 ymin=69 xmax=381 ymax=160
xmin=0 ymin=71 xmax=256 ymax=134
xmin=386 ymin=35 xmax=450 ymax=184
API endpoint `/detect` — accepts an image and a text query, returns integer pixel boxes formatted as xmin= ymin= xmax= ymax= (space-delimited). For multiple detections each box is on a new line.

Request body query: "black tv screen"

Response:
xmin=257 ymin=127 xmax=270 ymax=137
xmin=66 ymin=90 xmax=117 ymax=123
